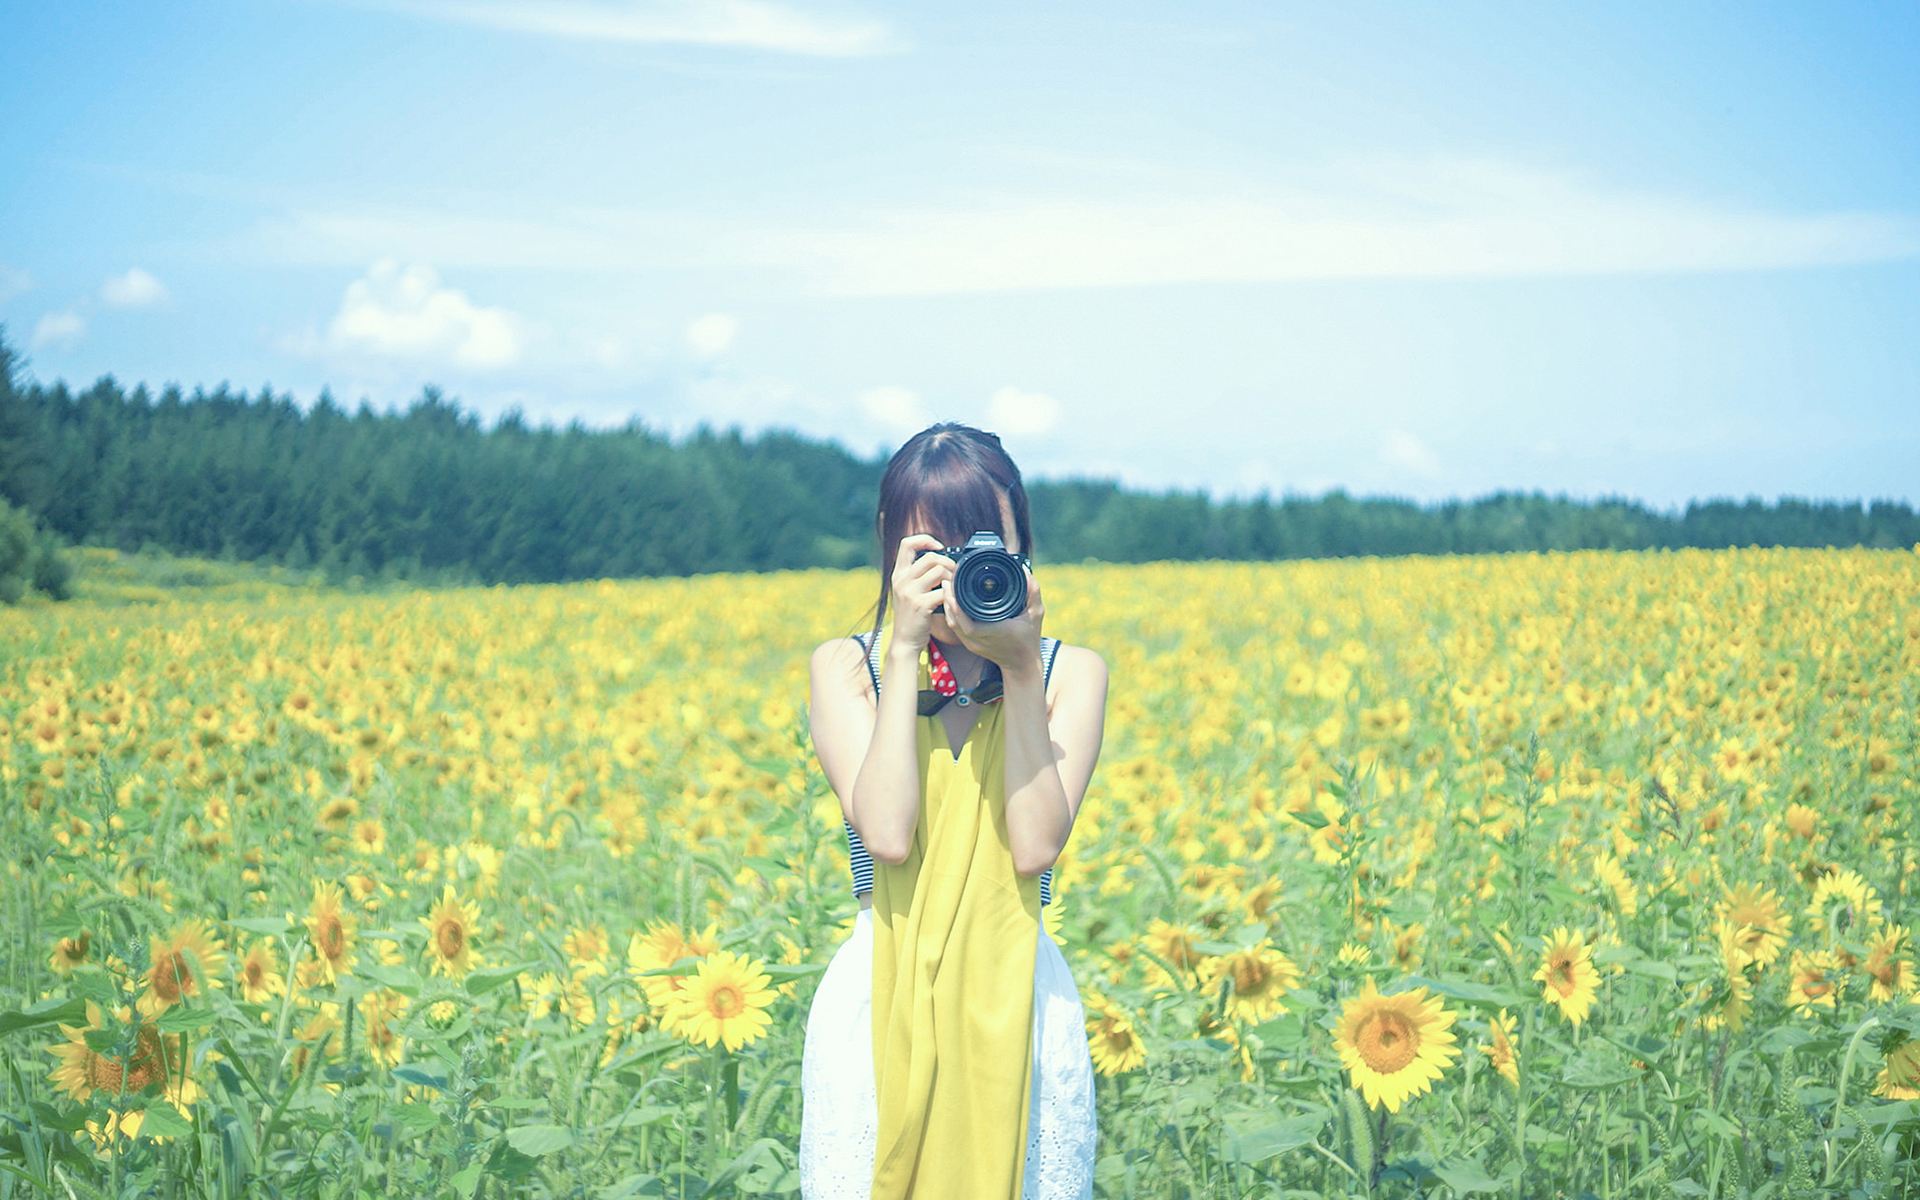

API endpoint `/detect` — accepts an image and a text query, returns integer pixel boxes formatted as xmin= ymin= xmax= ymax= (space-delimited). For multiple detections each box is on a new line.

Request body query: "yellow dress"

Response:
xmin=868 ymin=630 xmax=1042 ymax=1199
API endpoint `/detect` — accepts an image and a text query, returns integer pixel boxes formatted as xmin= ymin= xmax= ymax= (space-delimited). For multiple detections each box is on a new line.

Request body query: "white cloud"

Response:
xmin=0 ymin=264 xmax=30 ymax=304
xmin=30 ymin=310 xmax=84 ymax=349
xmin=858 ymin=384 xmax=927 ymax=432
xmin=723 ymin=153 xmax=1920 ymax=295
xmin=360 ymin=0 xmax=902 ymax=56
xmin=1378 ymin=428 xmax=1442 ymax=479
xmin=985 ymin=385 xmax=1062 ymax=438
xmin=209 ymin=153 xmax=1920 ymax=296
xmin=685 ymin=312 xmax=738 ymax=358
xmin=323 ymin=259 xmax=522 ymax=369
xmin=100 ymin=267 xmax=168 ymax=307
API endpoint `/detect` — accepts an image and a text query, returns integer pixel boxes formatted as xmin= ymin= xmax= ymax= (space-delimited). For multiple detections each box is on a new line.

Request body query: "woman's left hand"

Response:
xmin=941 ymin=563 xmax=1044 ymax=672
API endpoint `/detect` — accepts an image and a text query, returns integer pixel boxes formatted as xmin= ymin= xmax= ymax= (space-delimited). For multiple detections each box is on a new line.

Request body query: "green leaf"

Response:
xmin=1399 ymin=975 xmax=1530 ymax=1009
xmin=1431 ymin=1155 xmax=1513 ymax=1193
xmin=229 ymin=917 xmax=293 ymax=936
xmin=0 ymin=997 xmax=87 ymax=1036
xmin=505 ymin=1124 xmax=574 ymax=1157
xmin=759 ymin=963 xmax=826 ymax=982
xmin=135 ymin=1102 xmax=195 ymax=1139
xmin=154 ymin=1005 xmax=218 ymax=1033
xmin=1561 ymin=1046 xmax=1639 ymax=1090
xmin=389 ymin=1102 xmax=440 ymax=1134
xmin=1222 ymin=1112 xmax=1325 ymax=1163
xmin=465 ymin=962 xmax=540 ymax=996
xmin=450 ymin=1162 xmax=483 ymax=1198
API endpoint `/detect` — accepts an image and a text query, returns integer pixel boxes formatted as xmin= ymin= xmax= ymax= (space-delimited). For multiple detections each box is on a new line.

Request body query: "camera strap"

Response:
xmin=918 ymin=637 xmax=1004 ymax=716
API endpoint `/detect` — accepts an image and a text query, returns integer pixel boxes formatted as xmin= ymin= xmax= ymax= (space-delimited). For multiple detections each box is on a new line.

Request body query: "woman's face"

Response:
xmin=910 ymin=494 xmax=1020 ymax=648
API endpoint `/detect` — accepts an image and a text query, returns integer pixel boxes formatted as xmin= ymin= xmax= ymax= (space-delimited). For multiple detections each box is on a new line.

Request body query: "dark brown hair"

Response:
xmin=860 ymin=422 xmax=1034 ymax=646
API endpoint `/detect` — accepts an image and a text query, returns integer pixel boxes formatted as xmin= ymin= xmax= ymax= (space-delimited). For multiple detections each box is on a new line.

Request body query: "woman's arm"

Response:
xmin=807 ymin=635 xmax=925 ymax=866
xmin=1003 ymin=644 xmax=1108 ymax=878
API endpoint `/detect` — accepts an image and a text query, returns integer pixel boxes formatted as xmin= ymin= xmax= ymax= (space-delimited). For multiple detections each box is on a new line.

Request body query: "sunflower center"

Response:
xmin=154 ymin=950 xmax=192 ymax=1001
xmin=317 ymin=918 xmax=345 ymax=960
xmin=1549 ymin=958 xmax=1575 ymax=993
xmin=437 ymin=919 xmax=466 ymax=960
xmin=709 ymin=984 xmax=744 ymax=1019
xmin=1357 ymin=1010 xmax=1419 ymax=1074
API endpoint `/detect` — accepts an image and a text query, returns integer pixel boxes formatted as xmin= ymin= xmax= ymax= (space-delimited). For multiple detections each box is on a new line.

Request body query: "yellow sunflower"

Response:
xmin=237 ymin=938 xmax=286 ymax=1005
xmin=1718 ymin=882 xmax=1792 ymax=969
xmin=50 ymin=931 xmax=92 ymax=975
xmin=1533 ymin=927 xmax=1601 ymax=1027
xmin=1873 ymin=1038 xmax=1920 ymax=1101
xmin=306 ymin=879 xmax=357 ymax=984
xmin=626 ymin=919 xmax=721 ymax=1014
xmin=1197 ymin=943 xmax=1301 ymax=1023
xmin=421 ymin=884 xmax=480 ymax=979
xmin=1695 ymin=920 xmax=1754 ymax=1033
xmin=1479 ymin=1008 xmax=1519 ymax=1087
xmin=1786 ymin=948 xmax=1843 ymax=1015
xmin=1861 ymin=924 xmax=1915 ymax=1004
xmin=667 ymin=949 xmax=776 ymax=1051
xmin=1592 ymin=852 xmax=1638 ymax=918
xmin=48 ymin=1002 xmax=166 ymax=1103
xmin=1332 ymin=976 xmax=1461 ymax=1113
xmin=1084 ymin=990 xmax=1147 ymax=1076
xmin=358 ymin=989 xmax=409 ymax=1068
xmin=1805 ymin=867 xmax=1883 ymax=935
xmin=139 ymin=919 xmax=227 ymax=1017
xmin=564 ymin=924 xmax=612 ymax=978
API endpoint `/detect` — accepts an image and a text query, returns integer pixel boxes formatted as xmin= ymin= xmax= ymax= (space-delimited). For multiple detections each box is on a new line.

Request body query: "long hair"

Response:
xmin=860 ymin=422 xmax=1034 ymax=648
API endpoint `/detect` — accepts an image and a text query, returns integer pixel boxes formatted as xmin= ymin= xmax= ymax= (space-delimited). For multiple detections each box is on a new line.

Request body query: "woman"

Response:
xmin=799 ymin=423 xmax=1107 ymax=1199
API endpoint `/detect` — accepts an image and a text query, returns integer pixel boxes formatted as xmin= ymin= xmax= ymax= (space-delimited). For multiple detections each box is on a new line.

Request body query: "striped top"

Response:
xmin=844 ymin=630 xmax=1064 ymax=907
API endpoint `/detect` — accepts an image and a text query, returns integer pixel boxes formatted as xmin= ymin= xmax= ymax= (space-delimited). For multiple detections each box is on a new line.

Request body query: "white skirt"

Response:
xmin=798 ymin=905 xmax=1098 ymax=1199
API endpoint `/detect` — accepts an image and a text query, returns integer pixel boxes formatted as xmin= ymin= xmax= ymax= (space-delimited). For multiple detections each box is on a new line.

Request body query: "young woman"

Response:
xmin=799 ymin=423 xmax=1107 ymax=1199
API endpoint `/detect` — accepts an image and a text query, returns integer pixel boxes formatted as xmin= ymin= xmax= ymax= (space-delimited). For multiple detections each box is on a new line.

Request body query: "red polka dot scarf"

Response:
xmin=918 ymin=636 xmax=1005 ymax=716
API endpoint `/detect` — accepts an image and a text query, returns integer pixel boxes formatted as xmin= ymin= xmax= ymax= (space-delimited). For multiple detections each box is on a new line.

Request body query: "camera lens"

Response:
xmin=953 ymin=549 xmax=1026 ymax=622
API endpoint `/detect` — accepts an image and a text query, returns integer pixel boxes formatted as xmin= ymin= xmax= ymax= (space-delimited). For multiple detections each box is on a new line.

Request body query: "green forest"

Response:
xmin=1 ymin=325 xmax=1914 ymax=600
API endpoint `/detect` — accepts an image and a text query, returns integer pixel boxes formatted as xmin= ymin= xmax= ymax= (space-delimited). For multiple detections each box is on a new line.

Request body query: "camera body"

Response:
xmin=914 ymin=530 xmax=1033 ymax=622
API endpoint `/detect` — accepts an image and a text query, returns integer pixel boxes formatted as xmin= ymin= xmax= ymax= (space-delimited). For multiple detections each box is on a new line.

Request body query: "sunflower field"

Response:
xmin=2 ymin=545 xmax=1918 ymax=1198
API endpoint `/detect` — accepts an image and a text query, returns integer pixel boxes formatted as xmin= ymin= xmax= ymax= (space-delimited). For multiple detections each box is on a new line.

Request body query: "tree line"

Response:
xmin=1 ymin=326 xmax=1913 ymax=600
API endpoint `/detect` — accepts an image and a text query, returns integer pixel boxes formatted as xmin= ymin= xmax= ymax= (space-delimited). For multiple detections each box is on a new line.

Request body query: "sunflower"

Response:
xmin=138 ymin=919 xmax=227 ymax=1017
xmin=1533 ymin=927 xmax=1601 ymax=1027
xmin=1332 ymin=976 xmax=1460 ymax=1113
xmin=1805 ymin=867 xmax=1883 ymax=935
xmin=1196 ymin=943 xmax=1301 ymax=1023
xmin=49 ymin=931 xmax=91 ymax=975
xmin=667 ymin=949 xmax=775 ymax=1051
xmin=351 ymin=818 xmax=386 ymax=856
xmin=306 ymin=879 xmax=357 ymax=984
xmin=292 ymin=1003 xmax=343 ymax=1076
xmin=1592 ymin=852 xmax=1638 ymax=918
xmin=1696 ymin=920 xmax=1754 ymax=1033
xmin=1479 ymin=1008 xmax=1519 ymax=1087
xmin=1083 ymin=990 xmax=1147 ymax=1076
xmin=422 ymin=884 xmax=480 ymax=979
xmin=1142 ymin=918 xmax=1209 ymax=986
xmin=1862 ymin=924 xmax=1915 ymax=1003
xmin=564 ymin=924 xmax=612 ymax=978
xmin=48 ymin=1002 xmax=165 ymax=1103
xmin=358 ymin=989 xmax=409 ymax=1068
xmin=237 ymin=938 xmax=286 ymax=1005
xmin=1718 ymin=882 xmax=1792 ymax=968
xmin=626 ymin=919 xmax=722 ymax=1013
xmin=1786 ymin=948 xmax=1843 ymax=1015
xmin=1873 ymin=1039 xmax=1920 ymax=1101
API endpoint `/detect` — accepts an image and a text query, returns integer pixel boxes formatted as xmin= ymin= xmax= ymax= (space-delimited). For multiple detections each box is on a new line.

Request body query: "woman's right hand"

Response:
xmin=889 ymin=533 xmax=954 ymax=648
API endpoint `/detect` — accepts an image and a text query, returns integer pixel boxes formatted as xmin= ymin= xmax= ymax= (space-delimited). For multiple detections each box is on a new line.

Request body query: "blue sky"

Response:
xmin=3 ymin=1 xmax=1915 ymax=507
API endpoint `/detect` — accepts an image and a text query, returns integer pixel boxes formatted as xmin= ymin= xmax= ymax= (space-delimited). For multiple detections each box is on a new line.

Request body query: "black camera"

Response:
xmin=915 ymin=530 xmax=1033 ymax=622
